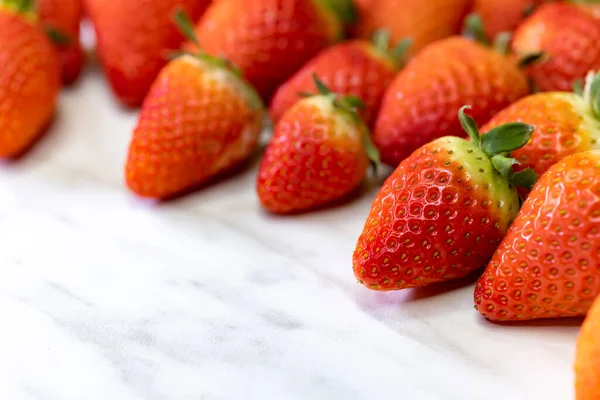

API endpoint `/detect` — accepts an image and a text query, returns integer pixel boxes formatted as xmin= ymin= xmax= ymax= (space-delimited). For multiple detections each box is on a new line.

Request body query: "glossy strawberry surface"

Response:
xmin=0 ymin=9 xmax=60 ymax=157
xmin=269 ymin=40 xmax=397 ymax=127
xmin=38 ymin=0 xmax=84 ymax=85
xmin=512 ymin=3 xmax=600 ymax=92
xmin=258 ymin=95 xmax=370 ymax=214
xmin=576 ymin=295 xmax=600 ymax=400
xmin=482 ymin=92 xmax=600 ymax=177
xmin=126 ymin=55 xmax=264 ymax=199
xmin=475 ymin=151 xmax=600 ymax=321
xmin=86 ymin=0 xmax=210 ymax=107
xmin=374 ymin=37 xmax=529 ymax=166
xmin=353 ymin=136 xmax=520 ymax=290
xmin=194 ymin=0 xmax=343 ymax=101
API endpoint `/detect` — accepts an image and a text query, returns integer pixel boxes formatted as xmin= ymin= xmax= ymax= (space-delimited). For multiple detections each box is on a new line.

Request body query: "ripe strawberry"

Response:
xmin=353 ymin=107 xmax=537 ymax=290
xmin=257 ymin=76 xmax=379 ymax=214
xmin=269 ymin=32 xmax=410 ymax=127
xmin=353 ymin=0 xmax=472 ymax=56
xmin=482 ymin=71 xmax=600 ymax=179
xmin=85 ymin=0 xmax=210 ymax=107
xmin=373 ymin=36 xmax=530 ymax=167
xmin=474 ymin=150 xmax=600 ymax=321
xmin=512 ymin=2 xmax=600 ymax=92
xmin=0 ymin=0 xmax=60 ymax=158
xmin=37 ymin=0 xmax=84 ymax=85
xmin=192 ymin=0 xmax=354 ymax=101
xmin=125 ymin=11 xmax=265 ymax=199
xmin=472 ymin=0 xmax=546 ymax=40
xmin=575 ymin=294 xmax=600 ymax=400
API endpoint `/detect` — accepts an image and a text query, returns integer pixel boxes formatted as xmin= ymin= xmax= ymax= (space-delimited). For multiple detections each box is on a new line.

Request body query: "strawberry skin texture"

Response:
xmin=473 ymin=0 xmax=545 ymax=39
xmin=354 ymin=0 xmax=472 ymax=56
xmin=0 ymin=10 xmax=60 ymax=158
xmin=85 ymin=0 xmax=210 ymax=107
xmin=258 ymin=96 xmax=370 ymax=214
xmin=353 ymin=136 xmax=520 ymax=290
xmin=38 ymin=0 xmax=84 ymax=85
xmin=269 ymin=40 xmax=397 ymax=127
xmin=482 ymin=92 xmax=600 ymax=177
xmin=512 ymin=3 xmax=600 ymax=92
xmin=194 ymin=0 xmax=343 ymax=101
xmin=474 ymin=151 xmax=600 ymax=321
xmin=125 ymin=55 xmax=264 ymax=199
xmin=373 ymin=37 xmax=529 ymax=167
xmin=575 ymin=295 xmax=600 ymax=400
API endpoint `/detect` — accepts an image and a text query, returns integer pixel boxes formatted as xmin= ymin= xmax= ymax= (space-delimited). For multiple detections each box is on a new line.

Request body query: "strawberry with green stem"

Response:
xmin=353 ymin=106 xmax=537 ymax=290
xmin=125 ymin=10 xmax=265 ymax=199
xmin=270 ymin=31 xmax=411 ymax=127
xmin=258 ymin=75 xmax=379 ymax=214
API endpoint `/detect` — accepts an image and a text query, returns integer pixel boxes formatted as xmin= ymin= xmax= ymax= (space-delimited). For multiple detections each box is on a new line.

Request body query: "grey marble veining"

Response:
xmin=0 ymin=63 xmax=582 ymax=400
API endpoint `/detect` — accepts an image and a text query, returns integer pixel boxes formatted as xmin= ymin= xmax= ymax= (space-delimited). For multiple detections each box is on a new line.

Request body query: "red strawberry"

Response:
xmin=512 ymin=2 xmax=600 ymax=92
xmin=373 ymin=36 xmax=530 ymax=167
xmin=575 ymin=294 xmax=600 ymax=400
xmin=0 ymin=0 xmax=60 ymax=157
xmin=474 ymin=150 xmax=600 ymax=321
xmin=38 ymin=0 xmax=84 ymax=85
xmin=257 ymin=76 xmax=378 ymax=214
xmin=125 ymin=11 xmax=265 ymax=199
xmin=353 ymin=107 xmax=537 ymax=290
xmin=482 ymin=71 xmax=600 ymax=179
xmin=472 ymin=0 xmax=547 ymax=40
xmin=269 ymin=32 xmax=410 ymax=127
xmin=85 ymin=0 xmax=210 ymax=107
xmin=353 ymin=0 xmax=472 ymax=56
xmin=192 ymin=0 xmax=354 ymax=101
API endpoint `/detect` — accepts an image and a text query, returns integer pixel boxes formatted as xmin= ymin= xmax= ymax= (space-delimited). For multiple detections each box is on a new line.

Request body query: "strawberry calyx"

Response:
xmin=45 ymin=26 xmax=72 ymax=46
xmin=303 ymin=74 xmax=381 ymax=167
xmin=581 ymin=70 xmax=600 ymax=119
xmin=371 ymin=30 xmax=412 ymax=69
xmin=0 ymin=0 xmax=36 ymax=20
xmin=316 ymin=0 xmax=357 ymax=25
xmin=172 ymin=9 xmax=264 ymax=111
xmin=459 ymin=105 xmax=538 ymax=190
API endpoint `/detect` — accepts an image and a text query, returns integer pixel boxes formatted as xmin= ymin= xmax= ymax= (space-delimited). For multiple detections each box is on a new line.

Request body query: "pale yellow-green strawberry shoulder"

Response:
xmin=561 ymin=93 xmax=600 ymax=149
xmin=298 ymin=95 xmax=368 ymax=142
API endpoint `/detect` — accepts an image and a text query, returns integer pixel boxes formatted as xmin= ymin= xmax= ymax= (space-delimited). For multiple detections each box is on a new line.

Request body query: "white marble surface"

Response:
xmin=0 ymin=52 xmax=584 ymax=400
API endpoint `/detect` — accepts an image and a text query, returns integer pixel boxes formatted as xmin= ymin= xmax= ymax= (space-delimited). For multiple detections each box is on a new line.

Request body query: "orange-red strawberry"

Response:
xmin=85 ymin=0 xmax=210 ymax=107
xmin=353 ymin=107 xmax=537 ymax=290
xmin=353 ymin=0 xmax=472 ymax=56
xmin=125 ymin=11 xmax=265 ymax=199
xmin=373 ymin=36 xmax=530 ymax=166
xmin=472 ymin=0 xmax=547 ymax=40
xmin=474 ymin=150 xmax=600 ymax=321
xmin=192 ymin=0 xmax=354 ymax=101
xmin=512 ymin=2 xmax=600 ymax=92
xmin=269 ymin=32 xmax=410 ymax=127
xmin=38 ymin=0 xmax=84 ymax=85
xmin=0 ymin=0 xmax=60 ymax=158
xmin=575 ymin=294 xmax=600 ymax=400
xmin=257 ymin=76 xmax=378 ymax=214
xmin=482 ymin=71 xmax=600 ymax=179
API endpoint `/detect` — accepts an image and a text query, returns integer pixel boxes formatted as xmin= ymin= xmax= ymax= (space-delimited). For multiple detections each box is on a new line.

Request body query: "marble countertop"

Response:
xmin=0 ymin=61 xmax=583 ymax=400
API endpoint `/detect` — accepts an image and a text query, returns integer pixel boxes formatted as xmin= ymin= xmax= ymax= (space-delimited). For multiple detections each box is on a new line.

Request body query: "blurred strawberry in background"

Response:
xmin=472 ymin=0 xmax=547 ymax=40
xmin=85 ymin=0 xmax=211 ymax=107
xmin=191 ymin=0 xmax=355 ymax=101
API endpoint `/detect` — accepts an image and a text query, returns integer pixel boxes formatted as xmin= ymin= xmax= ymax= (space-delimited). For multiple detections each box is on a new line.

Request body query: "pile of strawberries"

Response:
xmin=1 ymin=0 xmax=600 ymax=396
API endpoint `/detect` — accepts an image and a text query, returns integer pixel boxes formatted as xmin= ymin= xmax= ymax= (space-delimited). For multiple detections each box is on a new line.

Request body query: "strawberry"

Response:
xmin=482 ymin=71 xmax=600 ymax=179
xmin=37 ymin=0 xmax=84 ymax=85
xmin=85 ymin=0 xmax=210 ymax=107
xmin=353 ymin=107 xmax=537 ymax=290
xmin=472 ymin=0 xmax=547 ymax=40
xmin=575 ymin=294 xmax=600 ymax=400
xmin=192 ymin=0 xmax=355 ymax=101
xmin=125 ymin=11 xmax=265 ymax=199
xmin=373 ymin=36 xmax=530 ymax=167
xmin=0 ymin=0 xmax=60 ymax=158
xmin=512 ymin=2 xmax=600 ymax=92
xmin=353 ymin=0 xmax=472 ymax=56
xmin=269 ymin=32 xmax=410 ymax=127
xmin=474 ymin=150 xmax=600 ymax=321
xmin=257 ymin=76 xmax=379 ymax=214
